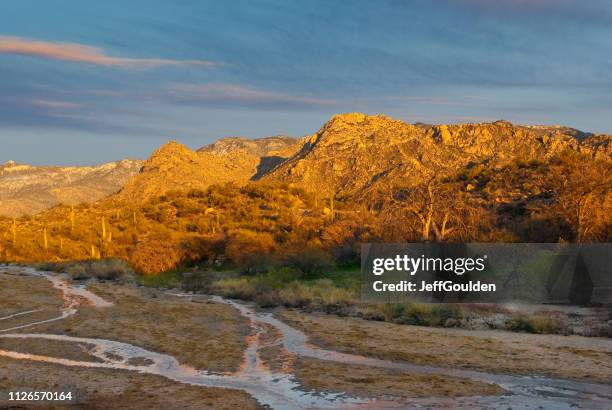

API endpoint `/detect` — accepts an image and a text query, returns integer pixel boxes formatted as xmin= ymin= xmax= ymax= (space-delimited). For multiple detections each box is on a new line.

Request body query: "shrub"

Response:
xmin=505 ymin=317 xmax=535 ymax=333
xmin=529 ymin=315 xmax=561 ymax=334
xmin=212 ymin=277 xmax=258 ymax=300
xmin=66 ymin=263 xmax=91 ymax=280
xmin=64 ymin=259 xmax=134 ymax=281
xmin=283 ymin=247 xmax=331 ymax=279
xmin=90 ymin=259 xmax=134 ymax=281
xmin=225 ymin=229 xmax=276 ymax=274
xmin=130 ymin=240 xmax=183 ymax=274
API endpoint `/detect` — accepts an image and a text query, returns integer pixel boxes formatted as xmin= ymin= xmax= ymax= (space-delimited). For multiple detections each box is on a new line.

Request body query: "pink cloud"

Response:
xmin=0 ymin=35 xmax=216 ymax=68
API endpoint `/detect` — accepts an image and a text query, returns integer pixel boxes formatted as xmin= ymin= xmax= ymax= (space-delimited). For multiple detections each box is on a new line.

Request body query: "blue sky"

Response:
xmin=1 ymin=0 xmax=611 ymax=165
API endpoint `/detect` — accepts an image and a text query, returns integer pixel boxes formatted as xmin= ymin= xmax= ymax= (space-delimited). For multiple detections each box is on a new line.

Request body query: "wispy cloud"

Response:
xmin=167 ymin=83 xmax=337 ymax=109
xmin=0 ymin=35 xmax=217 ymax=68
xmin=30 ymin=99 xmax=81 ymax=109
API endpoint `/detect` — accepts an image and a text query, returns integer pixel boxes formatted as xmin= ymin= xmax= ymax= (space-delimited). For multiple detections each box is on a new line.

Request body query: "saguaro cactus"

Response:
xmin=101 ymin=216 xmax=107 ymax=242
xmin=11 ymin=218 xmax=16 ymax=243
xmin=43 ymin=228 xmax=48 ymax=250
xmin=70 ymin=205 xmax=75 ymax=234
xmin=91 ymin=244 xmax=100 ymax=259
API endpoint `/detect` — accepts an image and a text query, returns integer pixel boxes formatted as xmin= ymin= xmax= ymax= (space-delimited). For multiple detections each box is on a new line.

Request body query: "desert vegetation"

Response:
xmin=0 ymin=151 xmax=609 ymax=275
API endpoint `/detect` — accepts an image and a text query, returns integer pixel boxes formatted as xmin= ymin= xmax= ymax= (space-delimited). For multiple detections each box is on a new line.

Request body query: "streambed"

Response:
xmin=1 ymin=265 xmax=610 ymax=409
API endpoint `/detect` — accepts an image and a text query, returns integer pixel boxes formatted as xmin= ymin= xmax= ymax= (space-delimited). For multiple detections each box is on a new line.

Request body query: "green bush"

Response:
xmin=505 ymin=317 xmax=535 ymax=333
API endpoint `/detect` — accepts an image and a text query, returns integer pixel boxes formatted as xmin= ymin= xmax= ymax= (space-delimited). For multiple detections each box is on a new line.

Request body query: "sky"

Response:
xmin=1 ymin=0 xmax=611 ymax=165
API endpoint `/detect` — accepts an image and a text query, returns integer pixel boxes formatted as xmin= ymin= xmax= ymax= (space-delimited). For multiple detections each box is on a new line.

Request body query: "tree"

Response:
xmin=547 ymin=153 xmax=612 ymax=242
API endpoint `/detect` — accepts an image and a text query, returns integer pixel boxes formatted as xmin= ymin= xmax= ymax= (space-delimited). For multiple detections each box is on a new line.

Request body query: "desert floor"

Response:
xmin=0 ymin=268 xmax=610 ymax=409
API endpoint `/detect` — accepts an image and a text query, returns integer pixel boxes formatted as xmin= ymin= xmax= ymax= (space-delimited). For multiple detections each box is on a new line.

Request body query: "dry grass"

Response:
xmin=294 ymin=357 xmax=505 ymax=399
xmin=3 ymin=275 xmax=250 ymax=373
xmin=51 ymin=284 xmax=250 ymax=372
xmin=0 ymin=338 xmax=102 ymax=363
xmin=279 ymin=310 xmax=612 ymax=383
xmin=0 ymin=272 xmax=63 ymax=315
xmin=0 ymin=356 xmax=263 ymax=409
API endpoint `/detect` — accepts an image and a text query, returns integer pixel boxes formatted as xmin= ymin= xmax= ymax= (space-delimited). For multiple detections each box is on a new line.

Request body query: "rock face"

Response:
xmin=115 ymin=137 xmax=302 ymax=203
xmin=198 ymin=136 xmax=302 ymax=179
xmin=0 ymin=159 xmax=143 ymax=217
xmin=263 ymin=113 xmax=611 ymax=197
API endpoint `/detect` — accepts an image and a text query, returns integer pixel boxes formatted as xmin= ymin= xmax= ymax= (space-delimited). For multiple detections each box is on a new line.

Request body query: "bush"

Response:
xmin=283 ymin=247 xmax=331 ymax=279
xmin=91 ymin=259 xmax=134 ymax=281
xmin=505 ymin=317 xmax=535 ymax=333
xmin=130 ymin=240 xmax=183 ymax=274
xmin=225 ymin=229 xmax=276 ymax=274
xmin=212 ymin=277 xmax=258 ymax=300
xmin=66 ymin=263 xmax=91 ymax=280
xmin=64 ymin=259 xmax=134 ymax=282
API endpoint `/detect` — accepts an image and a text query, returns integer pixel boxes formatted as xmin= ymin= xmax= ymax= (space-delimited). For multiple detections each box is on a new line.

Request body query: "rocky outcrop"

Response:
xmin=263 ymin=113 xmax=611 ymax=197
xmin=0 ymin=159 xmax=143 ymax=217
xmin=115 ymin=137 xmax=303 ymax=203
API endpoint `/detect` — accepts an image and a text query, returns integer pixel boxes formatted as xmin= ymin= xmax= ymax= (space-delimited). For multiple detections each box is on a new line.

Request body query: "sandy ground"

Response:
xmin=14 ymin=283 xmax=250 ymax=373
xmin=0 ymin=274 xmax=62 ymax=314
xmin=279 ymin=310 xmax=612 ymax=384
xmin=257 ymin=322 xmax=505 ymax=399
xmin=0 ymin=338 xmax=102 ymax=363
xmin=3 ymin=271 xmax=611 ymax=408
xmin=0 ymin=356 xmax=262 ymax=409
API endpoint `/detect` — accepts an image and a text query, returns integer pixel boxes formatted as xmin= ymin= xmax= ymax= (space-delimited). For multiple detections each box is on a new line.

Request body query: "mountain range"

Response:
xmin=0 ymin=159 xmax=143 ymax=217
xmin=1 ymin=113 xmax=610 ymax=271
xmin=112 ymin=113 xmax=611 ymax=205
xmin=1 ymin=113 xmax=609 ymax=216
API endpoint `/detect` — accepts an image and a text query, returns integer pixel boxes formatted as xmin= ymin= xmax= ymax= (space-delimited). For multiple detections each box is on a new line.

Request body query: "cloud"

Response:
xmin=0 ymin=35 xmax=216 ymax=68
xmin=30 ymin=99 xmax=81 ymax=109
xmin=166 ymin=83 xmax=337 ymax=109
xmin=450 ymin=0 xmax=612 ymax=24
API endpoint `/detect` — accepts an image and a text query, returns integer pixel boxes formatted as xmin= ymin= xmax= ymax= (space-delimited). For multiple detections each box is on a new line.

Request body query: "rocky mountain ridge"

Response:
xmin=114 ymin=136 xmax=302 ymax=203
xmin=4 ymin=113 xmax=610 ymax=213
xmin=263 ymin=113 xmax=610 ymax=198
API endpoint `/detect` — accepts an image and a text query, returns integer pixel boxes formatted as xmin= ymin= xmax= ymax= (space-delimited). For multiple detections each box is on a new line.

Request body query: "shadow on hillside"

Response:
xmin=252 ymin=156 xmax=286 ymax=180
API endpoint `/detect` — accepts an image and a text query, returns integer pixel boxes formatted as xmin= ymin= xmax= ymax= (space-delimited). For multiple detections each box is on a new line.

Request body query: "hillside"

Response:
xmin=264 ymin=113 xmax=610 ymax=197
xmin=114 ymin=137 xmax=301 ymax=203
xmin=0 ymin=159 xmax=143 ymax=217
xmin=0 ymin=113 xmax=610 ymax=272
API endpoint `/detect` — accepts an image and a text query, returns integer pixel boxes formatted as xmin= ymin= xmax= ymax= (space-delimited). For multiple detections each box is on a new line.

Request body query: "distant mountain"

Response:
xmin=114 ymin=136 xmax=301 ymax=203
xmin=0 ymin=159 xmax=143 ymax=217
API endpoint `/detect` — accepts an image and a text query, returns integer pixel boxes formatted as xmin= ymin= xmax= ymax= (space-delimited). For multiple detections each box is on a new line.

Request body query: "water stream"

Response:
xmin=1 ymin=265 xmax=611 ymax=409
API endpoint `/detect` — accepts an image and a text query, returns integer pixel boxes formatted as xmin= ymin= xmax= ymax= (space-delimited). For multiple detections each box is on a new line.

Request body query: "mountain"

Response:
xmin=114 ymin=137 xmax=301 ymax=203
xmin=263 ymin=113 xmax=610 ymax=197
xmin=0 ymin=159 xmax=143 ymax=217
xmin=1 ymin=113 xmax=610 ymax=270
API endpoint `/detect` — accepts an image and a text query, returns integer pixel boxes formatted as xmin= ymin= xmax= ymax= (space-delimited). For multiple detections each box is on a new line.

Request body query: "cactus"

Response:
xmin=91 ymin=244 xmax=100 ymax=259
xmin=70 ymin=205 xmax=75 ymax=234
xmin=101 ymin=216 xmax=106 ymax=242
xmin=11 ymin=218 xmax=16 ymax=243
